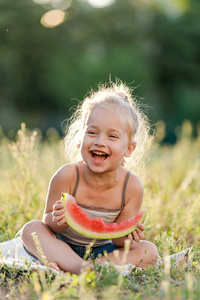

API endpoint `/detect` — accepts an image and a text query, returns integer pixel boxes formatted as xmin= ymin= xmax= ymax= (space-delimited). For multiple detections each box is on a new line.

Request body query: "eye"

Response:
xmin=87 ymin=130 xmax=97 ymax=135
xmin=109 ymin=134 xmax=119 ymax=139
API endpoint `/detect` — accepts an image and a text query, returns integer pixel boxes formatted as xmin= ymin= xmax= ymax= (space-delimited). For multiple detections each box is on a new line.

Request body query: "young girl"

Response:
xmin=21 ymin=81 xmax=159 ymax=274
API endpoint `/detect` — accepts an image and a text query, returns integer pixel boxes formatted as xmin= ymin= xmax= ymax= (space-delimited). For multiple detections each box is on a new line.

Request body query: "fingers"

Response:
xmin=133 ymin=229 xmax=145 ymax=242
xmin=52 ymin=213 xmax=66 ymax=225
xmin=127 ymin=233 xmax=134 ymax=242
xmin=137 ymin=222 xmax=145 ymax=231
xmin=52 ymin=213 xmax=67 ymax=226
xmin=127 ymin=227 xmax=145 ymax=243
xmin=55 ymin=217 xmax=66 ymax=226
xmin=137 ymin=228 xmax=145 ymax=240
xmin=52 ymin=202 xmax=66 ymax=225
xmin=53 ymin=202 xmax=63 ymax=211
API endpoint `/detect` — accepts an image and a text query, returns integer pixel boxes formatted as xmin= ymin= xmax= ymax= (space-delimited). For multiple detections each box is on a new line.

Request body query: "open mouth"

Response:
xmin=90 ymin=151 xmax=108 ymax=163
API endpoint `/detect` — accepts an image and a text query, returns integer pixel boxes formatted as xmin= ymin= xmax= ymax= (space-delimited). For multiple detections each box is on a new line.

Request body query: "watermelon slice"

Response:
xmin=61 ymin=193 xmax=146 ymax=239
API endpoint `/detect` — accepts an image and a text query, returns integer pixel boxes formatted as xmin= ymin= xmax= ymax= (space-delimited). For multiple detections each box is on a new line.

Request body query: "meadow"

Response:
xmin=0 ymin=121 xmax=200 ymax=299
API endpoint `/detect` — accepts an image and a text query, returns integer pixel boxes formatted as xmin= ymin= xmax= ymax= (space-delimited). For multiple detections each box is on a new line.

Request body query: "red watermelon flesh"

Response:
xmin=61 ymin=193 xmax=146 ymax=239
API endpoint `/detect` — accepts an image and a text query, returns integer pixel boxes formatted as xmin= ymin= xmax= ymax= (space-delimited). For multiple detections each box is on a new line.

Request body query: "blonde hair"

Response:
xmin=64 ymin=80 xmax=151 ymax=176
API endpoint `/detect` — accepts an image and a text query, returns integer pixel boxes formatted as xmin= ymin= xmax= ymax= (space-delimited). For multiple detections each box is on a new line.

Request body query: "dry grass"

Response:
xmin=0 ymin=121 xmax=200 ymax=299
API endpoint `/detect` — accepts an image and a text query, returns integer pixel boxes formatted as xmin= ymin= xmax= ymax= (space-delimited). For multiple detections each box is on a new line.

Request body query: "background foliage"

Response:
xmin=1 ymin=0 xmax=200 ymax=142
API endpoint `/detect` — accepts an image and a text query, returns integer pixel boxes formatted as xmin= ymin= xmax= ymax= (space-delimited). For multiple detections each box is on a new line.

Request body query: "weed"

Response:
xmin=0 ymin=121 xmax=200 ymax=299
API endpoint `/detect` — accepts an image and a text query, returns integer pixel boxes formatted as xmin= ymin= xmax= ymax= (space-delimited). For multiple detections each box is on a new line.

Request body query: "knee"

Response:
xmin=141 ymin=241 xmax=159 ymax=266
xmin=131 ymin=240 xmax=159 ymax=263
xmin=21 ymin=220 xmax=43 ymax=241
xmin=141 ymin=241 xmax=159 ymax=258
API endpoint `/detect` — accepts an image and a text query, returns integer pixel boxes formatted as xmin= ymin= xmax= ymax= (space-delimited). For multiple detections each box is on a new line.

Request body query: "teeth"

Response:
xmin=92 ymin=151 xmax=106 ymax=156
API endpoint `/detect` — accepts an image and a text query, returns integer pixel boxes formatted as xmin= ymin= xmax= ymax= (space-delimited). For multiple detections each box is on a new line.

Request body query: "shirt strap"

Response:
xmin=72 ymin=164 xmax=80 ymax=197
xmin=121 ymin=171 xmax=131 ymax=209
xmin=72 ymin=164 xmax=131 ymax=211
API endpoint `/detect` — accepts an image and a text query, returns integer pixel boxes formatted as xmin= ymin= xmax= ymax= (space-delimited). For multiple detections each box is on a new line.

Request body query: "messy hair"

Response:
xmin=64 ymin=80 xmax=151 ymax=176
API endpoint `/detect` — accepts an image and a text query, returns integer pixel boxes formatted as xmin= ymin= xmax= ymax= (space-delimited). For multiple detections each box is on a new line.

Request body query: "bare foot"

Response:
xmin=48 ymin=262 xmax=62 ymax=272
xmin=80 ymin=261 xmax=94 ymax=273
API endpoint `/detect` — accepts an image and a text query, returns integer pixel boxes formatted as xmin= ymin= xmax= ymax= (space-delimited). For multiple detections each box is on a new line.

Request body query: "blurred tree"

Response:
xmin=0 ymin=0 xmax=200 ymax=141
xmin=152 ymin=0 xmax=200 ymax=140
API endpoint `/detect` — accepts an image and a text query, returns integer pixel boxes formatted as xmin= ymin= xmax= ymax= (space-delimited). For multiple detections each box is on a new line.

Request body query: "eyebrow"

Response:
xmin=87 ymin=125 xmax=122 ymax=134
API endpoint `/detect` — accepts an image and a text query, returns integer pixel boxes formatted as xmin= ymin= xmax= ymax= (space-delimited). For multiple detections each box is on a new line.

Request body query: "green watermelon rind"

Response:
xmin=61 ymin=193 xmax=146 ymax=239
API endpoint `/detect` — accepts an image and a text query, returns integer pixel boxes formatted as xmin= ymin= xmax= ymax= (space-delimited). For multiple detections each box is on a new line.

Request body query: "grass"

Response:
xmin=0 ymin=121 xmax=200 ymax=299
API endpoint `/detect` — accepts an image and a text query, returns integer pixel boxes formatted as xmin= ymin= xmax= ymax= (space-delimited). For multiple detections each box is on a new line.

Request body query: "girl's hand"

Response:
xmin=52 ymin=200 xmax=67 ymax=226
xmin=127 ymin=222 xmax=145 ymax=243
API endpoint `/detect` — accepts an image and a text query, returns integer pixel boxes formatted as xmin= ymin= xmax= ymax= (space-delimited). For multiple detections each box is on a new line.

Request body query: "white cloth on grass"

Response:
xmin=0 ymin=237 xmax=61 ymax=275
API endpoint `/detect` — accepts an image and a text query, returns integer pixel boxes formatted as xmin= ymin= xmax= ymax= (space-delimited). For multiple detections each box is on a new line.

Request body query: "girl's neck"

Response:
xmin=80 ymin=162 xmax=121 ymax=189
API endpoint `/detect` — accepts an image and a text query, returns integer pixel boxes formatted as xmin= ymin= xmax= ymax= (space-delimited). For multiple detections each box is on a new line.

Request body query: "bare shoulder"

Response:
xmin=127 ymin=172 xmax=143 ymax=194
xmin=125 ymin=172 xmax=144 ymax=207
xmin=53 ymin=163 xmax=76 ymax=180
xmin=49 ymin=163 xmax=77 ymax=195
xmin=115 ymin=171 xmax=143 ymax=222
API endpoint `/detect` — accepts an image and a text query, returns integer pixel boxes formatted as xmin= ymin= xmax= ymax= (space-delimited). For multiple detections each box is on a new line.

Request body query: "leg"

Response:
xmin=21 ymin=220 xmax=85 ymax=274
xmin=95 ymin=240 xmax=159 ymax=268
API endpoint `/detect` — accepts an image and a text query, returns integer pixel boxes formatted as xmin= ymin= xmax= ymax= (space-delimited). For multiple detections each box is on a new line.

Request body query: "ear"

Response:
xmin=125 ymin=142 xmax=136 ymax=157
xmin=76 ymin=143 xmax=81 ymax=149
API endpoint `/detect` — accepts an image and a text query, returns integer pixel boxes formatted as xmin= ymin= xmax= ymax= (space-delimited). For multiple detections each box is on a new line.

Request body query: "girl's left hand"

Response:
xmin=127 ymin=222 xmax=145 ymax=243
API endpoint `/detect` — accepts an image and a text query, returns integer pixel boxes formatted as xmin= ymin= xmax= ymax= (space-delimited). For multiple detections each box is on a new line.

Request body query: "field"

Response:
xmin=0 ymin=121 xmax=200 ymax=299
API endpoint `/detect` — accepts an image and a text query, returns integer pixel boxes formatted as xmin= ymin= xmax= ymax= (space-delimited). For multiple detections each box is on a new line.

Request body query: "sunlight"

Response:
xmin=40 ymin=9 xmax=66 ymax=28
xmin=33 ymin=0 xmax=50 ymax=4
xmin=33 ymin=0 xmax=72 ymax=9
xmin=87 ymin=0 xmax=115 ymax=9
xmin=51 ymin=0 xmax=72 ymax=10
xmin=154 ymin=0 xmax=188 ymax=16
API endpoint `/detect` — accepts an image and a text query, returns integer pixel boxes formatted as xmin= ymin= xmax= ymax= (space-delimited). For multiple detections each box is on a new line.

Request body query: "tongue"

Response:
xmin=93 ymin=154 xmax=106 ymax=162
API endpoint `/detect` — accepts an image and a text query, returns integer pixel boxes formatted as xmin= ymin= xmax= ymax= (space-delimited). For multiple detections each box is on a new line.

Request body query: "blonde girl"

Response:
xmin=21 ymin=80 xmax=159 ymax=274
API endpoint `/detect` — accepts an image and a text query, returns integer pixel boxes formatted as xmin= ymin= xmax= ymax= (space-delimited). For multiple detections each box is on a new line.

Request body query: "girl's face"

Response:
xmin=80 ymin=105 xmax=136 ymax=174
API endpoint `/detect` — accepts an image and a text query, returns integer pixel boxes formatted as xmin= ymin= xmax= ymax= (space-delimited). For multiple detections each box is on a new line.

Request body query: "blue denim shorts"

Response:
xmin=23 ymin=236 xmax=118 ymax=262
xmin=57 ymin=234 xmax=118 ymax=260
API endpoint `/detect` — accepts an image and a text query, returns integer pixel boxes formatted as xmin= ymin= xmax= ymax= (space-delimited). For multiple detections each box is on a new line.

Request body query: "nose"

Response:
xmin=94 ymin=133 xmax=106 ymax=146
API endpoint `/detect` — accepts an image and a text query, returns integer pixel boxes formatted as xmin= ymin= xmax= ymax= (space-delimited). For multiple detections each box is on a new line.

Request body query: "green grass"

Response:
xmin=0 ymin=121 xmax=200 ymax=299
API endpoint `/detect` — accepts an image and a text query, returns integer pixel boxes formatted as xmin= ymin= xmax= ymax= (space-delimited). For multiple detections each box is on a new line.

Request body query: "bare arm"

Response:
xmin=112 ymin=174 xmax=145 ymax=247
xmin=43 ymin=164 xmax=76 ymax=233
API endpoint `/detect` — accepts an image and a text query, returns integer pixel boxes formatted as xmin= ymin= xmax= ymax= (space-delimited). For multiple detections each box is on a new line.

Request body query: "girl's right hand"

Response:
xmin=52 ymin=200 xmax=67 ymax=226
xmin=127 ymin=222 xmax=145 ymax=243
